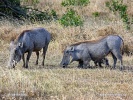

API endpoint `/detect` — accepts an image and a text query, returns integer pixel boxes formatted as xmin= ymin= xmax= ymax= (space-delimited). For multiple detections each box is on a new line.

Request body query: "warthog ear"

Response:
xmin=70 ymin=46 xmax=74 ymax=51
xmin=18 ymin=42 xmax=23 ymax=48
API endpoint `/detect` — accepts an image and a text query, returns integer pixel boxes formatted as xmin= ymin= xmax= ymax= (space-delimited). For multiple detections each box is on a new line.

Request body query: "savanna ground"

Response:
xmin=0 ymin=0 xmax=133 ymax=100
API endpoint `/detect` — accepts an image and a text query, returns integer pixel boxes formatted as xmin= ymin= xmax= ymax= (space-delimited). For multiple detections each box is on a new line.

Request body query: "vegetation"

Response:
xmin=106 ymin=0 xmax=131 ymax=29
xmin=0 ymin=0 xmax=57 ymax=22
xmin=60 ymin=0 xmax=89 ymax=26
xmin=0 ymin=0 xmax=27 ymax=18
xmin=0 ymin=0 xmax=133 ymax=99
xmin=59 ymin=9 xmax=83 ymax=26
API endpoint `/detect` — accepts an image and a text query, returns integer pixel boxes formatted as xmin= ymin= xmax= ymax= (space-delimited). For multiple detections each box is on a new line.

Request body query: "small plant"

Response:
xmin=61 ymin=0 xmax=90 ymax=6
xmin=59 ymin=9 xmax=83 ymax=26
xmin=106 ymin=0 xmax=130 ymax=29
xmin=92 ymin=12 xmax=100 ymax=17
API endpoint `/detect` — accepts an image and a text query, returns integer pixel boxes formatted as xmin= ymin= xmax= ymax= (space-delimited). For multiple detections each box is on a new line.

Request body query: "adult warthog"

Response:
xmin=8 ymin=27 xmax=51 ymax=68
xmin=60 ymin=35 xmax=124 ymax=70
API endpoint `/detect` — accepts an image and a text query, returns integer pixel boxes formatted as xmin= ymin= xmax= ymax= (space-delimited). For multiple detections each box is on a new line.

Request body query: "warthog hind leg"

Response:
xmin=42 ymin=44 xmax=49 ymax=66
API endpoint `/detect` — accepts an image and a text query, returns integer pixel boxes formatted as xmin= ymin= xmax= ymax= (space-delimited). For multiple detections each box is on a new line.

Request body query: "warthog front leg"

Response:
xmin=22 ymin=54 xmax=25 ymax=68
xmin=82 ymin=57 xmax=91 ymax=69
xmin=82 ymin=49 xmax=91 ymax=69
xmin=35 ymin=51 xmax=39 ymax=65
xmin=25 ymin=51 xmax=32 ymax=68
xmin=78 ymin=60 xmax=83 ymax=68
xmin=83 ymin=61 xmax=89 ymax=69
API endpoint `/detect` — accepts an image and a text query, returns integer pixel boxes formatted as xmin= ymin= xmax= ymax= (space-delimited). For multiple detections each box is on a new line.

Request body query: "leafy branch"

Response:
xmin=106 ymin=0 xmax=131 ymax=30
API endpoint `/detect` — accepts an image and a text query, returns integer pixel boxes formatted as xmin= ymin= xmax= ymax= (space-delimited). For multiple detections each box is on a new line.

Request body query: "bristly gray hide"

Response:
xmin=60 ymin=35 xmax=124 ymax=70
xmin=8 ymin=27 xmax=51 ymax=68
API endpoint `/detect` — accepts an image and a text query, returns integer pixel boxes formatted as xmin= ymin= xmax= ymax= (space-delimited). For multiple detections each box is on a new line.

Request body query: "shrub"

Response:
xmin=59 ymin=9 xmax=83 ymax=26
xmin=106 ymin=0 xmax=130 ymax=29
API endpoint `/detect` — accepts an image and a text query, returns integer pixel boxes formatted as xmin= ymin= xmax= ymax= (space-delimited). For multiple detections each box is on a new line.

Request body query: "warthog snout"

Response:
xmin=60 ymin=62 xmax=68 ymax=68
xmin=7 ymin=60 xmax=16 ymax=69
xmin=12 ymin=60 xmax=17 ymax=67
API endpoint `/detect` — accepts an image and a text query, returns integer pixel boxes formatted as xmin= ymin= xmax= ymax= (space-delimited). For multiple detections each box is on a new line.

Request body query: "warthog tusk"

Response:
xmin=13 ymin=60 xmax=17 ymax=66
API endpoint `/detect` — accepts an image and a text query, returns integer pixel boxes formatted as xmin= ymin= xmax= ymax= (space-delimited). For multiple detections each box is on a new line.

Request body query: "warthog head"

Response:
xmin=8 ymin=41 xmax=23 ymax=68
xmin=60 ymin=46 xmax=74 ymax=68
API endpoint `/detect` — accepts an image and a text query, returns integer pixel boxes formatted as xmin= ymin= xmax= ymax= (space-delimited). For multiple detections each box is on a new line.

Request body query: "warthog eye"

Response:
xmin=65 ymin=51 xmax=70 ymax=55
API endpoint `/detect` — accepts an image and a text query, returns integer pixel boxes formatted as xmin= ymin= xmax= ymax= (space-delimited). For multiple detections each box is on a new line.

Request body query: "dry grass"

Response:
xmin=0 ymin=62 xmax=133 ymax=99
xmin=0 ymin=0 xmax=133 ymax=99
xmin=1 ymin=54 xmax=133 ymax=100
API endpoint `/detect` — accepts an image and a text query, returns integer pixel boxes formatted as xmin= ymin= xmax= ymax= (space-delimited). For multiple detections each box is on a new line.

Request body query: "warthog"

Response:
xmin=60 ymin=35 xmax=124 ymax=70
xmin=8 ymin=27 xmax=51 ymax=68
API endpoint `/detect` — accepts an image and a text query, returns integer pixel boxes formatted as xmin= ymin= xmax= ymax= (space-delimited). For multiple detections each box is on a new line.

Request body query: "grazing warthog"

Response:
xmin=60 ymin=35 xmax=124 ymax=70
xmin=8 ymin=27 xmax=51 ymax=68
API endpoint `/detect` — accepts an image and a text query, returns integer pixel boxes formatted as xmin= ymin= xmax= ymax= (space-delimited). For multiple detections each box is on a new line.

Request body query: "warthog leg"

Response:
xmin=35 ymin=51 xmax=39 ymax=65
xmin=82 ymin=57 xmax=91 ymax=69
xmin=98 ymin=62 xmax=103 ymax=67
xmin=111 ymin=52 xmax=117 ymax=69
xmin=94 ymin=61 xmax=103 ymax=68
xmin=25 ymin=51 xmax=32 ymax=68
xmin=83 ymin=60 xmax=88 ymax=69
xmin=114 ymin=52 xmax=123 ymax=70
xmin=94 ymin=61 xmax=98 ymax=66
xmin=78 ymin=60 xmax=83 ymax=68
xmin=111 ymin=50 xmax=123 ymax=70
xmin=22 ymin=54 xmax=25 ymax=68
xmin=120 ymin=59 xmax=123 ymax=70
xmin=82 ymin=49 xmax=91 ymax=69
xmin=42 ymin=44 xmax=49 ymax=66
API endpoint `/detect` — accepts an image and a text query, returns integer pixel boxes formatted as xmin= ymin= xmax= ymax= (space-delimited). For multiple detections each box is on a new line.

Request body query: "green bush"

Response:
xmin=59 ymin=9 xmax=83 ymax=26
xmin=61 ymin=0 xmax=90 ymax=6
xmin=106 ymin=0 xmax=130 ymax=29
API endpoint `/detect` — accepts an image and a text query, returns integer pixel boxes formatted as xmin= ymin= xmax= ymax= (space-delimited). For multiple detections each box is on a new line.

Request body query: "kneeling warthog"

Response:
xmin=60 ymin=35 xmax=124 ymax=70
xmin=8 ymin=27 xmax=51 ymax=68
